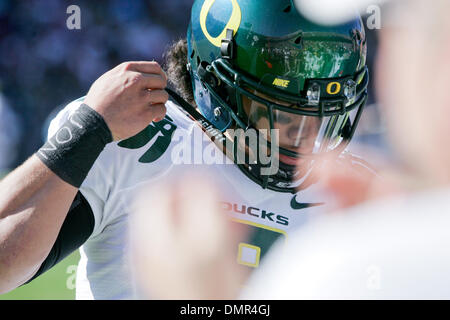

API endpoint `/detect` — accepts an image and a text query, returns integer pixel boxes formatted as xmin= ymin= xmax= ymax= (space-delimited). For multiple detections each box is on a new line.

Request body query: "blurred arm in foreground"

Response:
xmin=129 ymin=175 xmax=245 ymax=300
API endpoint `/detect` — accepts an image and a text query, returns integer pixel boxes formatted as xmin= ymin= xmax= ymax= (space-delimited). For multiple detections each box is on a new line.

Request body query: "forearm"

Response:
xmin=0 ymin=60 xmax=168 ymax=294
xmin=0 ymin=155 xmax=78 ymax=293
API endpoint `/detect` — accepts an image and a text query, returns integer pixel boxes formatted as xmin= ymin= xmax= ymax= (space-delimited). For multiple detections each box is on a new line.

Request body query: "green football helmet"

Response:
xmin=186 ymin=0 xmax=369 ymax=193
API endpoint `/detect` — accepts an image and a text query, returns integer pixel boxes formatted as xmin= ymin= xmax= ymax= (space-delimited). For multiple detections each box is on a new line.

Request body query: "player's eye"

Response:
xmin=274 ymin=113 xmax=292 ymax=125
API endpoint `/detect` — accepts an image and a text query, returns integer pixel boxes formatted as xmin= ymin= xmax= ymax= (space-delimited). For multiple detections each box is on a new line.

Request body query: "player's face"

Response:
xmin=242 ymin=90 xmax=322 ymax=165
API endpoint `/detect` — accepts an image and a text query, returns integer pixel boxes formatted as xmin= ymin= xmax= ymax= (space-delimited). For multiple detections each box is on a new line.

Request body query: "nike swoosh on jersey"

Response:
xmin=290 ymin=195 xmax=324 ymax=210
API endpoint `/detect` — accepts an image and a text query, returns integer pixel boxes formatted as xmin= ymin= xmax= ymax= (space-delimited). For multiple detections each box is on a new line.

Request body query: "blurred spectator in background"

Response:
xmin=0 ymin=90 xmax=22 ymax=175
xmin=242 ymin=0 xmax=450 ymax=299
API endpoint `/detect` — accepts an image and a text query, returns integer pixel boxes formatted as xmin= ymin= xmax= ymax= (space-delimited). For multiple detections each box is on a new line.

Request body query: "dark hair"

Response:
xmin=163 ymin=39 xmax=195 ymax=105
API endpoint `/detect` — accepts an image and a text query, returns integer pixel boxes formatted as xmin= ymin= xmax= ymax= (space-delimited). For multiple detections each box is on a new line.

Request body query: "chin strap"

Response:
xmin=166 ymin=87 xmax=235 ymax=159
xmin=165 ymin=88 xmax=205 ymax=123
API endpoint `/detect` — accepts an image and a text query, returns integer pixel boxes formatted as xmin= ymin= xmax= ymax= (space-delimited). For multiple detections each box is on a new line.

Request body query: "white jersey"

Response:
xmin=48 ymin=98 xmax=372 ymax=299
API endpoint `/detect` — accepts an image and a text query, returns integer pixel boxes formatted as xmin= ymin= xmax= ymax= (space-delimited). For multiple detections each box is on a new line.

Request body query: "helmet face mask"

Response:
xmin=241 ymin=90 xmax=323 ymax=156
xmin=187 ymin=0 xmax=369 ymax=193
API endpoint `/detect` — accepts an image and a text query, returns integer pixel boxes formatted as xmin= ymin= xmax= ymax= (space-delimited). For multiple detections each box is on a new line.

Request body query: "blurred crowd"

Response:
xmin=0 ymin=0 xmax=194 ymax=170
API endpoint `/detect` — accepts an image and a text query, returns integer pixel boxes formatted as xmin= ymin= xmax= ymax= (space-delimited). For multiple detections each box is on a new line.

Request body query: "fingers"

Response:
xmin=122 ymin=61 xmax=167 ymax=82
xmin=145 ymin=89 xmax=169 ymax=105
xmin=144 ymin=103 xmax=167 ymax=122
xmin=87 ymin=60 xmax=171 ymax=141
xmin=140 ymin=73 xmax=167 ymax=90
xmin=144 ymin=90 xmax=169 ymax=122
xmin=126 ymin=72 xmax=167 ymax=91
xmin=120 ymin=61 xmax=168 ymax=91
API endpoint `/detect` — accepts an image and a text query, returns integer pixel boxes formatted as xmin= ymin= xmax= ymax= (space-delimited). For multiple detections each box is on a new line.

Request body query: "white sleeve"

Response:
xmin=46 ymin=97 xmax=112 ymax=238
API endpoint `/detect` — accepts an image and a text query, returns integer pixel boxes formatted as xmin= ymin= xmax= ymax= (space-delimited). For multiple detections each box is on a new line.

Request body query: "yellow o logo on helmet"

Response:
xmin=326 ymin=82 xmax=341 ymax=95
xmin=200 ymin=0 xmax=242 ymax=47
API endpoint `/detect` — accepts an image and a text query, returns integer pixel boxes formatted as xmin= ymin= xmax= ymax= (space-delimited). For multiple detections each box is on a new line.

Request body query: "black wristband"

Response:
xmin=37 ymin=103 xmax=113 ymax=188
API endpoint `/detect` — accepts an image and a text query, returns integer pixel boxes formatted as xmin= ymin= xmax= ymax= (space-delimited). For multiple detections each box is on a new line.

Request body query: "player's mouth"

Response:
xmin=278 ymin=153 xmax=298 ymax=166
